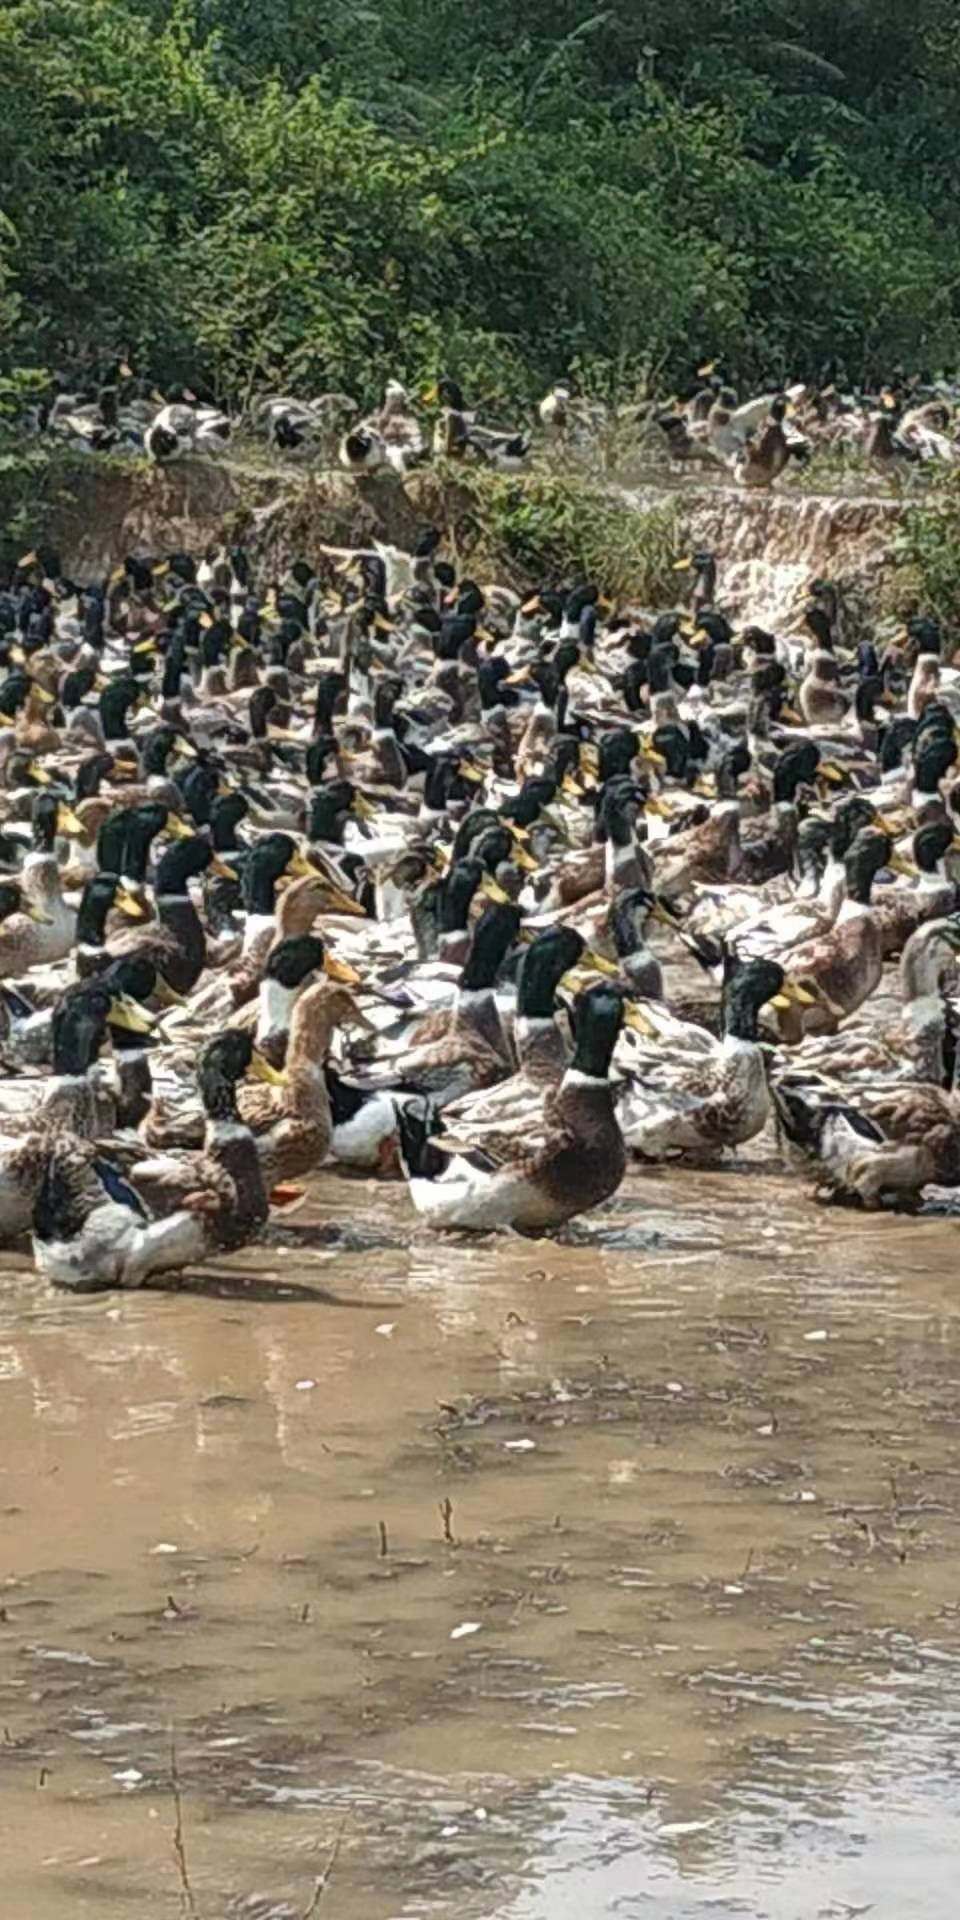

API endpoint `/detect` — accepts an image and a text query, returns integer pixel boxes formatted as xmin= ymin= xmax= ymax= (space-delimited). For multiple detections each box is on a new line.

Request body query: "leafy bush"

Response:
xmin=0 ymin=0 xmax=958 ymax=499
xmin=886 ymin=476 xmax=960 ymax=632
xmin=415 ymin=465 xmax=682 ymax=606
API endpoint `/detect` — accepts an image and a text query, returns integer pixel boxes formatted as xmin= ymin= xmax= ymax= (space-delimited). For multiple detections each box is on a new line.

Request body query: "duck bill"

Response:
xmin=108 ymin=995 xmax=155 ymax=1034
xmin=650 ymin=896 xmax=683 ymax=929
xmin=322 ymin=883 xmax=366 ymax=916
xmin=480 ymin=875 xmax=511 ymax=903
xmin=249 ymin=1050 xmax=286 ymax=1086
xmin=56 ymin=806 xmax=86 ymax=836
xmin=888 ymin=852 xmax=920 ymax=877
xmin=211 ymin=855 xmax=237 ymax=879
xmin=287 ymin=849 xmax=321 ymax=878
xmin=165 ymin=814 xmax=194 ymax=839
xmin=624 ymin=1002 xmax=657 ymax=1037
xmin=25 ymin=904 xmax=54 ymax=925
xmin=115 ymin=886 xmax=147 ymax=920
xmin=351 ymin=792 xmax=378 ymax=821
xmin=581 ymin=947 xmax=619 ymax=977
xmin=323 ymin=951 xmax=361 ymax=984
xmin=504 ymin=666 xmax=533 ymax=686
xmin=672 ymin=555 xmax=693 ymax=571
xmin=152 ymin=975 xmax=186 ymax=1007
xmin=639 ymin=747 xmax=668 ymax=771
xmin=175 ymin=734 xmax=198 ymax=756
xmin=769 ymin=977 xmax=818 ymax=1010
xmin=818 ymin=762 xmax=846 ymax=784
xmin=456 ymin=759 xmax=485 ymax=784
xmin=27 ymin=762 xmax=51 ymax=785
xmin=510 ymin=845 xmax=538 ymax=872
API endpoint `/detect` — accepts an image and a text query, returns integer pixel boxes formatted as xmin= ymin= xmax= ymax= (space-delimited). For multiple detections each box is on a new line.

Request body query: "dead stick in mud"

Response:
xmin=439 ymin=1495 xmax=456 ymax=1545
xmin=302 ymin=1818 xmax=347 ymax=1918
xmin=378 ymin=1519 xmax=389 ymax=1558
xmin=169 ymin=1729 xmax=199 ymax=1918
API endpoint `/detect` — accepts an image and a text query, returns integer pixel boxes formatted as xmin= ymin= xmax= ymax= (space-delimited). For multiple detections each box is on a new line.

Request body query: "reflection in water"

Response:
xmin=1 ymin=1158 xmax=959 ymax=1917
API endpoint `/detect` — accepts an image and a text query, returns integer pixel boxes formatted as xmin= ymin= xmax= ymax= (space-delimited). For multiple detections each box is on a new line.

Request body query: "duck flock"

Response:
xmin=1 ymin=486 xmax=959 ymax=1293
xmin=30 ymin=365 xmax=960 ymax=479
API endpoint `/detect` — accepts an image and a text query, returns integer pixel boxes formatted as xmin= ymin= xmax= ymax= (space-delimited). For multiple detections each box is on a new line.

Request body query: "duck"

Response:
xmin=770 ymin=1074 xmax=955 ymax=1210
xmin=347 ymin=380 xmax=425 ymax=476
xmin=31 ymin=1030 xmax=273 ymax=1289
xmin=437 ymin=924 xmax=588 ymax=1139
xmin=0 ymin=979 xmax=152 ymax=1242
xmin=780 ymin=915 xmax=960 ymax=1087
xmin=103 ymin=835 xmax=223 ymax=994
xmin=733 ymin=396 xmax=793 ymax=488
xmin=798 ymin=651 xmax=849 ymax=729
xmin=241 ymin=980 xmax=376 ymax=1183
xmin=723 ymin=795 xmax=877 ymax=961
xmin=352 ymin=900 xmax=521 ymax=1104
xmin=617 ymin=956 xmax=814 ymax=1159
xmin=736 ymin=740 xmax=822 ymax=886
xmin=0 ymin=800 xmax=81 ymax=978
xmin=653 ymin=798 xmax=744 ymax=898
xmin=768 ymin=826 xmax=900 ymax=1038
xmin=396 ymin=983 xmax=635 ymax=1232
xmin=870 ymin=820 xmax=956 ymax=958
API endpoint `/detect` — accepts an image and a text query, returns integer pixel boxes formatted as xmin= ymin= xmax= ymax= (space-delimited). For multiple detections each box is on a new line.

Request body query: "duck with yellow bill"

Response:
xmin=617 ymin=955 xmax=816 ymax=1159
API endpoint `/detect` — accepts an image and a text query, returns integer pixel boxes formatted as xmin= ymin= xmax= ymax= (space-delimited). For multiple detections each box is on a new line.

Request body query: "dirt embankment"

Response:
xmin=50 ymin=453 xmax=907 ymax=620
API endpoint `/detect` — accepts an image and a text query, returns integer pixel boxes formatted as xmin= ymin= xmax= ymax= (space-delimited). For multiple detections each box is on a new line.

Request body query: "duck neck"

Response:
xmin=452 ymin=986 xmax=509 ymax=1059
xmin=156 ymin=891 xmax=206 ymax=993
xmin=114 ymin=1050 xmax=153 ymax=1130
xmin=255 ymin=974 xmax=300 ymax=1047
xmin=285 ymin=1010 xmax=337 ymax=1122
xmin=816 ymin=855 xmax=848 ymax=919
xmin=901 ymin=938 xmax=948 ymax=1003
xmin=722 ymin=980 xmax=763 ymax=1044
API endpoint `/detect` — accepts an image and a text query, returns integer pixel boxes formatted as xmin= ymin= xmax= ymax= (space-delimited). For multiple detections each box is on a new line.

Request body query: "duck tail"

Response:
xmin=770 ymin=1078 xmax=825 ymax=1153
xmin=396 ymin=1096 xmax=446 ymax=1181
xmin=33 ymin=1146 xmax=89 ymax=1243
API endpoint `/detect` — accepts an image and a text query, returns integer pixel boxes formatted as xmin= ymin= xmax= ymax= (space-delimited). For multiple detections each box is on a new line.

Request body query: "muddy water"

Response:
xmin=1 ymin=1159 xmax=959 ymax=1918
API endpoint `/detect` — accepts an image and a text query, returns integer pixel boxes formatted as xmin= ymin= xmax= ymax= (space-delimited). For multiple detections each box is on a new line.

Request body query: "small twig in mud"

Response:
xmin=301 ymin=1819 xmax=347 ymax=1919
xmin=378 ymin=1520 xmax=389 ymax=1558
xmin=439 ymin=1497 xmax=456 ymax=1545
xmin=741 ymin=1547 xmax=754 ymax=1579
xmin=169 ymin=1731 xmax=198 ymax=1918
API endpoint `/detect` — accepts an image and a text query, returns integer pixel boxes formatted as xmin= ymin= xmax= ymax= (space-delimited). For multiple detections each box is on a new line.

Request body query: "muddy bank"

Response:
xmin=49 ymin=453 xmax=907 ymax=623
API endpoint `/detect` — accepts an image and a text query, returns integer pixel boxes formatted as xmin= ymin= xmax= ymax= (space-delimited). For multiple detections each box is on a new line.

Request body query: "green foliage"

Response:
xmin=0 ymin=0 xmax=958 ymax=422
xmin=887 ymin=477 xmax=960 ymax=630
xmin=423 ymin=464 xmax=681 ymax=605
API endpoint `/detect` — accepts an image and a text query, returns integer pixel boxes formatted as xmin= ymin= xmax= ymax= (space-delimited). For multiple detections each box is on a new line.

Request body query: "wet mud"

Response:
xmin=1 ymin=1158 xmax=959 ymax=1916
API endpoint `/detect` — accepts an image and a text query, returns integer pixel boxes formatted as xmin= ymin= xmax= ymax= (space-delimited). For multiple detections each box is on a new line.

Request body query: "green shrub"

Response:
xmin=886 ymin=476 xmax=960 ymax=632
